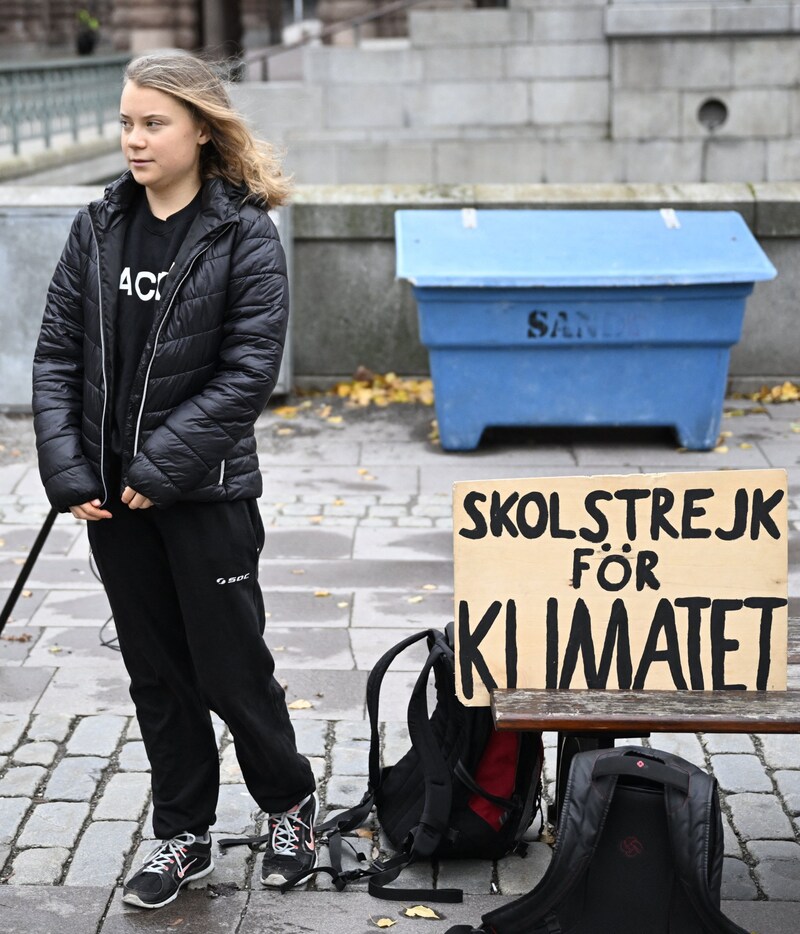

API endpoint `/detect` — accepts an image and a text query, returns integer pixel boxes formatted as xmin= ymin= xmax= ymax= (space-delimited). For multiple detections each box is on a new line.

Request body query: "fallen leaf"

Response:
xmin=314 ymin=590 xmax=331 ymax=598
xmin=791 ymin=422 xmax=800 ymax=433
xmin=48 ymin=645 xmax=63 ymax=654
xmin=719 ymin=430 xmax=733 ymax=439
xmin=422 ymin=584 xmax=437 ymax=591
xmin=739 ymin=442 xmax=753 ymax=450
xmin=354 ymin=828 xmax=373 ymax=839
xmin=372 ymin=919 xmax=397 ymax=929
xmin=288 ymin=699 xmax=313 ymax=710
xmin=0 ymin=539 xmax=4 ymax=547
xmin=407 ymin=595 xmax=424 ymax=604
xmin=332 ymin=498 xmax=345 ymax=506
xmin=21 ymin=590 xmax=32 ymax=598
xmin=291 ymin=569 xmax=306 ymax=575
xmin=337 ymin=601 xmax=349 ymax=608
xmin=358 ymin=468 xmax=370 ymax=476
xmin=309 ymin=516 xmax=323 ymax=524
xmin=713 ymin=445 xmax=729 ymax=454
xmin=12 ymin=558 xmax=25 ymax=565
xmin=273 ymin=405 xmax=298 ymax=419
xmin=273 ymin=646 xmax=285 ymax=652
xmin=264 ymin=612 xmax=272 ymax=619
xmin=276 ymin=427 xmax=295 ymax=436
xmin=724 ymin=409 xmax=745 ymax=418
xmin=403 ymin=905 xmax=441 ymax=919
xmin=327 ymin=416 xmax=343 ymax=425
xmin=748 ymin=380 xmax=800 ymax=404
xmin=2 ymin=632 xmax=32 ymax=643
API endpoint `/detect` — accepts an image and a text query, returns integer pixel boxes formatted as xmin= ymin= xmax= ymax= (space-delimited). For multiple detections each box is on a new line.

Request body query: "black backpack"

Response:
xmin=286 ymin=625 xmax=544 ymax=902
xmin=445 ymin=745 xmax=749 ymax=934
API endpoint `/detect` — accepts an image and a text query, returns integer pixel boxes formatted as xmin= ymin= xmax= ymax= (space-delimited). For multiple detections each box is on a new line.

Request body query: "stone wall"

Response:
xmin=234 ymin=0 xmax=800 ymax=184
xmin=1 ymin=182 xmax=798 ymax=409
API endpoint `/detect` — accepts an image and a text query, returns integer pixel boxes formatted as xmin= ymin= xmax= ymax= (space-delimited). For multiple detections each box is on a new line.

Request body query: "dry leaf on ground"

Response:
xmin=403 ymin=905 xmax=441 ymax=919
xmin=287 ymin=699 xmax=313 ymax=710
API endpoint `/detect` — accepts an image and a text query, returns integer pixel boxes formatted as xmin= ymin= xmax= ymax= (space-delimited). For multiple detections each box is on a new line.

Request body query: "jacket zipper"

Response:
xmin=218 ymin=459 xmax=226 ymax=485
xmin=133 ymin=224 xmax=233 ymax=457
xmin=89 ymin=219 xmax=110 ymax=506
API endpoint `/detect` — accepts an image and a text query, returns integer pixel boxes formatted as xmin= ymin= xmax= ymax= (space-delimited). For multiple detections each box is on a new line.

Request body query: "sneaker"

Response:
xmin=261 ymin=792 xmax=319 ymax=887
xmin=122 ymin=832 xmax=214 ymax=909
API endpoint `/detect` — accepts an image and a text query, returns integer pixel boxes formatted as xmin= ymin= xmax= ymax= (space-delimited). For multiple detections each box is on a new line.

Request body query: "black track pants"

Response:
xmin=87 ymin=495 xmax=315 ymax=840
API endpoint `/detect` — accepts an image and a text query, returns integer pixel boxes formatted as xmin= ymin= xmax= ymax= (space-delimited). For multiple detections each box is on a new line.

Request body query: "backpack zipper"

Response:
xmin=133 ymin=224 xmax=233 ymax=457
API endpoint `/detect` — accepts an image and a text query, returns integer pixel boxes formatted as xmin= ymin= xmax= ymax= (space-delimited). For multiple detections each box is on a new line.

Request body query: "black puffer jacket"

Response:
xmin=32 ymin=171 xmax=288 ymax=511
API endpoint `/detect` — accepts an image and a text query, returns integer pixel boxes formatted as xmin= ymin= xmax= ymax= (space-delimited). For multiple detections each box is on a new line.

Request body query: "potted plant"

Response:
xmin=76 ymin=8 xmax=99 ymax=55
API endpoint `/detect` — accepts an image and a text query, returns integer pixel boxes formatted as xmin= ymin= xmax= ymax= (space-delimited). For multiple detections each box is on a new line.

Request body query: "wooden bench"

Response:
xmin=492 ymin=688 xmax=800 ymax=823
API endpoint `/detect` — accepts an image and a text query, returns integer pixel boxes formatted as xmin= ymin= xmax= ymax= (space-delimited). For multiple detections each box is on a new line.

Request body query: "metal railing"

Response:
xmin=243 ymin=0 xmax=439 ymax=81
xmin=0 ymin=54 xmax=130 ymax=156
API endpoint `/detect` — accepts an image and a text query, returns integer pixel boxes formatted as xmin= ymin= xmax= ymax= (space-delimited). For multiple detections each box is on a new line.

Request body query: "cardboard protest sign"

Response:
xmin=453 ymin=469 xmax=788 ymax=707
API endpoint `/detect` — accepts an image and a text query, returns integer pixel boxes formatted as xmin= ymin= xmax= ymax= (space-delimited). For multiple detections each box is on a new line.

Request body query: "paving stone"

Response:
xmin=212 ymin=783 xmax=258 ymax=835
xmin=704 ymin=734 xmax=755 ymax=755
xmin=352 ymin=526 xmax=452 ymax=561
xmin=124 ymin=717 xmax=141 ymax=740
xmin=0 ymin=765 xmax=46 ymax=797
xmin=293 ymin=718 xmax=327 ymax=758
xmin=324 ymin=774 xmax=366 ymax=809
xmin=335 ymin=720 xmax=371 ymax=744
xmin=497 ymin=841 xmax=552 ymax=894
xmin=382 ymin=721 xmax=410 ymax=765
xmin=190 ymin=833 xmax=251 ymax=890
xmin=64 ymin=820 xmax=137 ymax=886
xmin=273 ymin=669 xmax=367 ymax=721
xmin=9 ymin=846 xmax=70 ymax=884
xmin=711 ymin=754 xmax=773 ymax=793
xmin=117 ymin=741 xmax=150 ymax=772
xmin=29 ymin=590 xmax=112 ymax=628
xmin=309 ymin=756 xmax=326 ymax=786
xmin=351 ymin=589 xmax=454 ymax=631
xmin=262 ymin=590 xmax=352 ymax=628
xmin=0 ymin=884 xmax=109 ymax=933
xmin=437 ymin=857 xmax=493 ymax=895
xmin=330 ymin=743 xmax=369 ymax=776
xmin=0 ymin=626 xmax=41 ymax=665
xmin=12 ymin=741 xmax=58 ymax=767
xmin=647 ymin=732 xmax=706 ymax=767
xmin=0 ymin=669 xmax=53 ymax=719
xmin=25 ymin=626 xmax=124 ymax=670
xmin=17 ymin=801 xmax=89 ymax=848
xmin=67 ymin=714 xmax=127 ymax=757
xmin=722 ymin=813 xmax=741 ymax=858
xmin=33 ymin=668 xmax=133 ymax=717
xmin=93 ymin=772 xmax=150 ymax=822
xmin=101 ymin=887 xmax=248 ymax=933
xmin=44 ymin=755 xmax=107 ymax=801
xmin=721 ymin=857 xmax=758 ymax=900
xmin=750 ymin=843 xmax=800 ymax=900
xmin=0 ymin=714 xmax=26 ymax=753
xmin=758 ymin=734 xmax=800 ymax=769
xmin=26 ymin=713 xmax=72 ymax=743
xmin=727 ymin=793 xmax=795 ymax=841
xmin=220 ymin=743 xmax=243 ymax=783
xmin=266 ymin=627 xmax=354 ymax=670
xmin=262 ymin=527 xmax=354 ymax=560
xmin=0 ymin=796 xmax=31 ymax=844
xmin=774 ymin=770 xmax=800 ymax=815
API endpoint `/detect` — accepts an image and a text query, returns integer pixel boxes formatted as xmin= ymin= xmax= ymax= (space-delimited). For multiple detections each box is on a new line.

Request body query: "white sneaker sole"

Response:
xmin=122 ymin=859 xmax=215 ymax=909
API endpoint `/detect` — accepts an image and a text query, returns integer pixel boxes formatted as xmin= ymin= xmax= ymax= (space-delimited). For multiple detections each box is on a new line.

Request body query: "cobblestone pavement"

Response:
xmin=0 ymin=396 xmax=798 ymax=933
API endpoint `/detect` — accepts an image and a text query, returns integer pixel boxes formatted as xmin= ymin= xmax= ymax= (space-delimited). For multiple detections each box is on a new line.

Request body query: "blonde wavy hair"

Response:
xmin=124 ymin=51 xmax=291 ymax=207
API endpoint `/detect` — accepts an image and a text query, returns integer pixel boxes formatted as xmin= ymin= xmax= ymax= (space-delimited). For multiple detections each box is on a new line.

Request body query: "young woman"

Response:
xmin=32 ymin=50 xmax=317 ymax=910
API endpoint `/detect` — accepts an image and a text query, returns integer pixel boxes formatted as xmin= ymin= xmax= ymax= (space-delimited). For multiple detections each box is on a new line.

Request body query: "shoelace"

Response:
xmin=271 ymin=805 xmax=312 ymax=857
xmin=142 ymin=831 xmax=197 ymax=874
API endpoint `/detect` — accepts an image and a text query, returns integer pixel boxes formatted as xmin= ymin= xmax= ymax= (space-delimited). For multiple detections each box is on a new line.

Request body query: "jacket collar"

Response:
xmin=89 ymin=170 xmax=241 ymax=235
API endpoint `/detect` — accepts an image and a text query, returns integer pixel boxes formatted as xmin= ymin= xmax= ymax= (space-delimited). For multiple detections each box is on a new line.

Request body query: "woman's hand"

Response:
xmin=122 ymin=486 xmax=154 ymax=510
xmin=70 ymin=499 xmax=113 ymax=521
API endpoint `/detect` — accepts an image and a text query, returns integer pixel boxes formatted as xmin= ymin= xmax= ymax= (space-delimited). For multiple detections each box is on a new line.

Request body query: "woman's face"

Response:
xmin=120 ymin=81 xmax=209 ymax=195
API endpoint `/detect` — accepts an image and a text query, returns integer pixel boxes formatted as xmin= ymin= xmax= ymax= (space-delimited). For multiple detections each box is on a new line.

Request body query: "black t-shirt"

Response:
xmin=111 ymin=187 xmax=202 ymax=457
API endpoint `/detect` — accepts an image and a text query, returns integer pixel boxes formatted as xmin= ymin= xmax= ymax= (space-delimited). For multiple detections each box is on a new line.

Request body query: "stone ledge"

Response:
xmin=606 ymin=3 xmax=795 ymax=39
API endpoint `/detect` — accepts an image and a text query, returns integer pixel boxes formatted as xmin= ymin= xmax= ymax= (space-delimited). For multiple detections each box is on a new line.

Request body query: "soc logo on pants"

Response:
xmin=216 ymin=573 xmax=251 ymax=585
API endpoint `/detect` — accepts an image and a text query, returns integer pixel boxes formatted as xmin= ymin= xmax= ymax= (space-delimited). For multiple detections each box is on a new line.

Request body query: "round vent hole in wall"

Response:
xmin=697 ymin=98 xmax=728 ymax=132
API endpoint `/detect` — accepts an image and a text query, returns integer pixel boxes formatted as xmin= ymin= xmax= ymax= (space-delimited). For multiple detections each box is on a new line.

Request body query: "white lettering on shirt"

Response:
xmin=119 ymin=267 xmax=169 ymax=302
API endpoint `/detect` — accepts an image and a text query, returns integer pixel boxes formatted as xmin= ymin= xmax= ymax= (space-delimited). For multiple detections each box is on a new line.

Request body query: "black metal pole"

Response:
xmin=0 ymin=506 xmax=59 ymax=637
